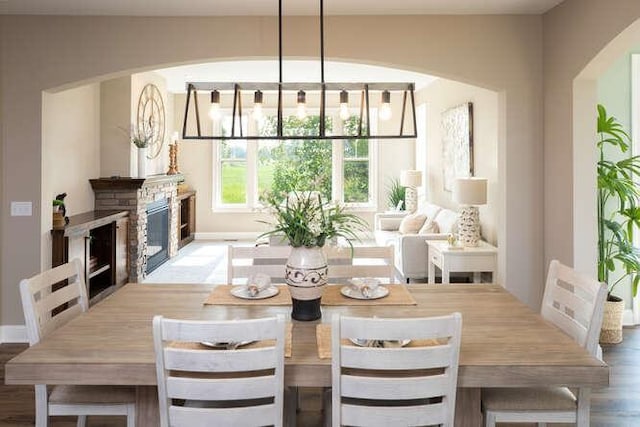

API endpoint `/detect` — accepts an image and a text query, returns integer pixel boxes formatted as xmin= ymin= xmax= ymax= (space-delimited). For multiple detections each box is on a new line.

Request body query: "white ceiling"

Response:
xmin=155 ymin=60 xmax=439 ymax=93
xmin=0 ymin=0 xmax=565 ymax=16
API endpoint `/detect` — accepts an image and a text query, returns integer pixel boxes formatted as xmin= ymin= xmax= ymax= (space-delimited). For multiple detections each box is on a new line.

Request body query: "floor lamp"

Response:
xmin=453 ymin=177 xmax=487 ymax=247
xmin=401 ymin=170 xmax=423 ymax=213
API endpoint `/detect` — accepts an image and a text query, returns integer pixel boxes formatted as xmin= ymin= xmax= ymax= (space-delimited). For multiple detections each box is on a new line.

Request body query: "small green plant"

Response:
xmin=386 ymin=177 xmax=406 ymax=210
xmin=257 ymin=191 xmax=369 ymax=248
xmin=597 ymin=104 xmax=640 ymax=298
xmin=119 ymin=123 xmax=154 ymax=148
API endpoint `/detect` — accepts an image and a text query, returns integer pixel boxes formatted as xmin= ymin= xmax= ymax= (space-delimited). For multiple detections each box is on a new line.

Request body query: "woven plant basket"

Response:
xmin=600 ymin=296 xmax=624 ymax=344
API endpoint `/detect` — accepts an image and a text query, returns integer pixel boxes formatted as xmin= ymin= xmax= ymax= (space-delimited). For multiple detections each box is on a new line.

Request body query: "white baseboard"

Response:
xmin=195 ymin=232 xmax=261 ymax=241
xmin=623 ymin=309 xmax=636 ymax=326
xmin=0 ymin=325 xmax=28 ymax=343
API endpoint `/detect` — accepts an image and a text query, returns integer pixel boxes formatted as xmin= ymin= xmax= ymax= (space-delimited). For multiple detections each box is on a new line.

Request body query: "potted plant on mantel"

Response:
xmin=597 ymin=104 xmax=640 ymax=344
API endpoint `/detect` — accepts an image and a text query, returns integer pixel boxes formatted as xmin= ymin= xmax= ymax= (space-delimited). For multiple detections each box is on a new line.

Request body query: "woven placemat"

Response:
xmin=320 ymin=284 xmax=417 ymax=306
xmin=316 ymin=324 xmax=442 ymax=359
xmin=204 ymin=285 xmax=292 ymax=306
xmin=171 ymin=323 xmax=293 ymax=358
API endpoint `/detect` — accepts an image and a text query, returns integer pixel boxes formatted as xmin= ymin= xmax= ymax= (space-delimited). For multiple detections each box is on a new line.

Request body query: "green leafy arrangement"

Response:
xmin=258 ymin=191 xmax=369 ymax=248
xmin=120 ymin=124 xmax=153 ymax=148
xmin=597 ymin=104 xmax=640 ymax=297
xmin=386 ymin=177 xmax=406 ymax=210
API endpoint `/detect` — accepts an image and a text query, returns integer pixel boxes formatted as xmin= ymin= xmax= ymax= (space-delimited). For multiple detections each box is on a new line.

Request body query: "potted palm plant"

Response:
xmin=597 ymin=104 xmax=640 ymax=343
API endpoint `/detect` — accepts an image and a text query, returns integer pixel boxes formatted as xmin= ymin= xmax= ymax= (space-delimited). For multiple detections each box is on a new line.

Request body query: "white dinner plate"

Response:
xmin=349 ymin=338 xmax=411 ymax=348
xmin=230 ymin=285 xmax=280 ymax=300
xmin=340 ymin=285 xmax=389 ymax=300
xmin=200 ymin=340 xmax=254 ymax=349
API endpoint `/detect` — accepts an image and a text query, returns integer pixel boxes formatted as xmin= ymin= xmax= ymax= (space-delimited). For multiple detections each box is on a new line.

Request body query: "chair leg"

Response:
xmin=34 ymin=385 xmax=48 ymax=427
xmin=484 ymin=411 xmax=496 ymax=427
xmin=284 ymin=386 xmax=298 ymax=427
xmin=76 ymin=416 xmax=87 ymax=427
xmin=127 ymin=403 xmax=136 ymax=427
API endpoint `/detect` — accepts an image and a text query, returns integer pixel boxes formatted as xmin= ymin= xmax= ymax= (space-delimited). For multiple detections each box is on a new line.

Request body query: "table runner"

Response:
xmin=204 ymin=284 xmax=292 ymax=306
xmin=316 ymin=324 xmax=441 ymax=359
xmin=320 ymin=284 xmax=417 ymax=306
xmin=171 ymin=323 xmax=293 ymax=357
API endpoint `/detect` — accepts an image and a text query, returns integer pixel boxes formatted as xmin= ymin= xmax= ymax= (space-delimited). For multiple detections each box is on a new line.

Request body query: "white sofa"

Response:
xmin=374 ymin=203 xmax=459 ymax=282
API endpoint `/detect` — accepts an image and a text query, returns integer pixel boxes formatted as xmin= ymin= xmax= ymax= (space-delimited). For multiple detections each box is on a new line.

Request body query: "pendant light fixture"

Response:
xmin=181 ymin=0 xmax=417 ymax=140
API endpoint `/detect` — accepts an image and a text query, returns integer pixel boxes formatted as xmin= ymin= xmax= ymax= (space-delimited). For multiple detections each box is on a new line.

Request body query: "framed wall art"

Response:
xmin=441 ymin=102 xmax=474 ymax=191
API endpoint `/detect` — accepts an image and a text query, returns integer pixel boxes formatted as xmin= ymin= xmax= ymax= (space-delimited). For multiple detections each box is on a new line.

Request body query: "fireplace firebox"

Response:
xmin=146 ymin=198 xmax=169 ymax=273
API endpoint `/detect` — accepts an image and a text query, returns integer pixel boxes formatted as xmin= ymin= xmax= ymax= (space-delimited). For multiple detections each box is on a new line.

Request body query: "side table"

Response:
xmin=427 ymin=240 xmax=497 ymax=284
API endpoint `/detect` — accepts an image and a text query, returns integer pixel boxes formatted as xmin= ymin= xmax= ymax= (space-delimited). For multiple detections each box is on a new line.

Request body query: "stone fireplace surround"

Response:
xmin=89 ymin=175 xmax=184 ymax=282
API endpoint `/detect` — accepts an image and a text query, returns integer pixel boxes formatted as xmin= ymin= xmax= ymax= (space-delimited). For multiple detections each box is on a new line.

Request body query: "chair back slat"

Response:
xmin=342 ymin=374 xmax=452 ymax=400
xmin=227 ymin=245 xmax=291 ymax=284
xmin=166 ymin=376 xmax=277 ymax=401
xmin=19 ymin=258 xmax=88 ymax=344
xmin=341 ymin=401 xmax=448 ymax=427
xmin=164 ymin=347 xmax=277 ymax=372
xmin=341 ymin=344 xmax=454 ymax=370
xmin=332 ymin=313 xmax=462 ymax=427
xmin=326 ymin=246 xmax=395 ymax=284
xmin=541 ymin=260 xmax=607 ymax=354
xmin=169 ymin=404 xmax=278 ymax=427
xmin=160 ymin=317 xmax=281 ymax=342
xmin=154 ymin=315 xmax=285 ymax=427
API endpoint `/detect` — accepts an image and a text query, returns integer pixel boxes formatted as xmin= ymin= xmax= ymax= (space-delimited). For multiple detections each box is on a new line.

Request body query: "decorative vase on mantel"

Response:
xmin=138 ymin=146 xmax=148 ymax=178
xmin=285 ymin=246 xmax=328 ymax=321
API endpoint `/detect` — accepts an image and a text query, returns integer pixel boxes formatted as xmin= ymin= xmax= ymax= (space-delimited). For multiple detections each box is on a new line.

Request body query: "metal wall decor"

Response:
xmin=137 ymin=83 xmax=166 ymax=158
xmin=181 ymin=0 xmax=417 ymax=141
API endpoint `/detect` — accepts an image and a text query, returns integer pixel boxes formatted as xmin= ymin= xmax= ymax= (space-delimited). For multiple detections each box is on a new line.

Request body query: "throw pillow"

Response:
xmin=398 ymin=213 xmax=427 ymax=234
xmin=418 ymin=218 xmax=439 ymax=234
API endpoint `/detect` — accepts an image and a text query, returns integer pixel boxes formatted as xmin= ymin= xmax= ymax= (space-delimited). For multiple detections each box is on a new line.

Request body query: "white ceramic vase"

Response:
xmin=138 ymin=147 xmax=148 ymax=178
xmin=285 ymin=246 xmax=328 ymax=320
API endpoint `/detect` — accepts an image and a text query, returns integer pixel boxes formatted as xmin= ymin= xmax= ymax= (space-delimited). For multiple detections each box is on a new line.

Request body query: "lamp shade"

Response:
xmin=453 ymin=177 xmax=487 ymax=205
xmin=400 ymin=170 xmax=423 ymax=187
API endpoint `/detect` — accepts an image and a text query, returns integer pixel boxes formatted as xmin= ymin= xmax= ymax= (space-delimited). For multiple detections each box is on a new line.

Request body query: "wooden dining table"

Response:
xmin=5 ymin=283 xmax=608 ymax=427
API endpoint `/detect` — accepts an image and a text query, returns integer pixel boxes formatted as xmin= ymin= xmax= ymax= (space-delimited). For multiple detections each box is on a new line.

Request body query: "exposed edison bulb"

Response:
xmin=379 ymin=90 xmax=392 ymax=121
xmin=296 ymin=90 xmax=307 ymax=119
xmin=208 ymin=90 xmax=221 ymax=121
xmin=339 ymin=90 xmax=350 ymax=120
xmin=252 ymin=90 xmax=263 ymax=121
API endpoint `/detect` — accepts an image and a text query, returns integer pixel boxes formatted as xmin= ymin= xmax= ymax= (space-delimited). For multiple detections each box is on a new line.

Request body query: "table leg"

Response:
xmin=428 ymin=259 xmax=435 ymax=284
xmin=455 ymin=387 xmax=482 ymax=427
xmin=136 ymin=386 xmax=160 ymax=427
xmin=442 ymin=267 xmax=450 ymax=284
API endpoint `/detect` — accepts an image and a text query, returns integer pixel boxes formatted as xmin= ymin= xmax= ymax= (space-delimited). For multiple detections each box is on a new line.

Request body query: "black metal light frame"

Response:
xmin=181 ymin=0 xmax=417 ymax=141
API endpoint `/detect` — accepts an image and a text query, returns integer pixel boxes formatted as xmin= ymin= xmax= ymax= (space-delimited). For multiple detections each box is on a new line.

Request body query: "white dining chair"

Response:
xmin=153 ymin=314 xmax=286 ymax=427
xmin=325 ymin=245 xmax=397 ymax=284
xmin=227 ymin=244 xmax=292 ymax=284
xmin=482 ymin=259 xmax=607 ymax=427
xmin=19 ymin=258 xmax=136 ymax=427
xmin=330 ymin=312 xmax=463 ymax=427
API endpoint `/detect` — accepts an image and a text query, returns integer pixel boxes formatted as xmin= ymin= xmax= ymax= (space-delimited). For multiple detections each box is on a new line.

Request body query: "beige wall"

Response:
xmin=1 ymin=14 xmax=543 ymax=326
xmin=416 ymin=80 xmax=498 ymax=246
xmin=41 ymin=83 xmax=101 ymax=270
xmin=100 ymin=76 xmax=132 ymax=177
xmin=543 ymin=1 xmax=640 ymax=279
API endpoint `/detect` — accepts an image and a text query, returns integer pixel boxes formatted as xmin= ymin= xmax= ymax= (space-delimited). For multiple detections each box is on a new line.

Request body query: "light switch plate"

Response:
xmin=11 ymin=201 xmax=33 ymax=216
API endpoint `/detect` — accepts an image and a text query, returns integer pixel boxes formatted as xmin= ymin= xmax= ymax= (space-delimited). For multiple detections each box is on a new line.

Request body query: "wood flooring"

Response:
xmin=2 ymin=327 xmax=639 ymax=426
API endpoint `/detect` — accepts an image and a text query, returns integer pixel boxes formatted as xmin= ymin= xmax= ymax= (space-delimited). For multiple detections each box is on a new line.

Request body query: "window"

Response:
xmin=213 ymin=110 xmax=376 ymax=210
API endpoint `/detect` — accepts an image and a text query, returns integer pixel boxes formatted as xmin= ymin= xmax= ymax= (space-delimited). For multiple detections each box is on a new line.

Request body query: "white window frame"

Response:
xmin=211 ymin=108 xmax=378 ymax=212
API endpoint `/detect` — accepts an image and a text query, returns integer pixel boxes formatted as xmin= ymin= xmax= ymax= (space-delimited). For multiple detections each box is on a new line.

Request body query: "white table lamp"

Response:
xmin=400 ymin=170 xmax=423 ymax=213
xmin=453 ymin=177 xmax=487 ymax=247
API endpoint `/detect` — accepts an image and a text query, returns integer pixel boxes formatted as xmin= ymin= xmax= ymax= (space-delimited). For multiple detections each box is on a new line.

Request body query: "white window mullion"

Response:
xmin=333 ymin=112 xmax=344 ymax=204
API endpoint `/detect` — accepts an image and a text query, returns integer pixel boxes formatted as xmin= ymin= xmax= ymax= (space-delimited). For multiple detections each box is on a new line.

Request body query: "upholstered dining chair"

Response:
xmin=330 ymin=312 xmax=463 ymax=427
xmin=482 ymin=259 xmax=607 ymax=427
xmin=19 ymin=258 xmax=135 ymax=427
xmin=153 ymin=314 xmax=286 ymax=427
